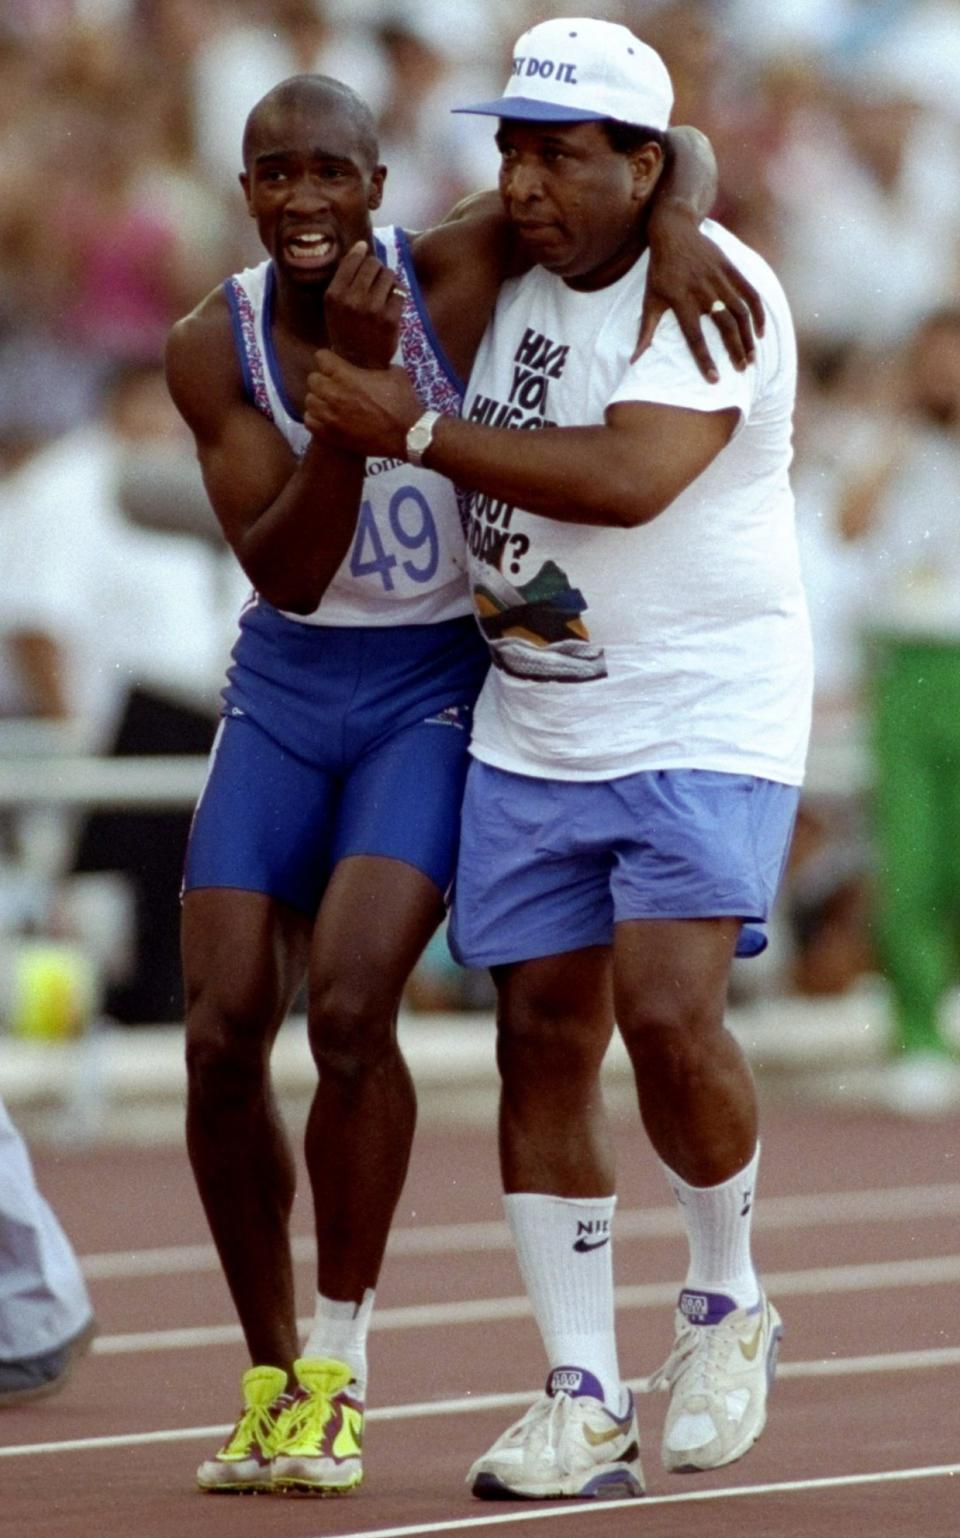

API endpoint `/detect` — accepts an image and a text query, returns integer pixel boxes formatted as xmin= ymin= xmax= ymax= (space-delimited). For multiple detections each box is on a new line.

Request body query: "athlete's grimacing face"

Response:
xmin=241 ymin=98 xmax=386 ymax=285
xmin=496 ymin=119 xmax=662 ymax=291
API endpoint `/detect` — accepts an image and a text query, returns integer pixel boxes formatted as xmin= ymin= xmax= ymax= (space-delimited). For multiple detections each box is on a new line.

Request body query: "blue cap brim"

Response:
xmin=452 ymin=96 xmax=607 ymax=121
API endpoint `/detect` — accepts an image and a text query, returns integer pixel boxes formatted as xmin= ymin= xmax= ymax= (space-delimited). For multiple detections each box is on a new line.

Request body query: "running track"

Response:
xmin=2 ymin=1100 xmax=958 ymax=1538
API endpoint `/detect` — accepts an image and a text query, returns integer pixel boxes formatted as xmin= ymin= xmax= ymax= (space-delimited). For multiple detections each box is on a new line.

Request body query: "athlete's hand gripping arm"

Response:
xmin=166 ymin=292 xmax=369 ymax=614
xmin=642 ymin=127 xmax=764 ymax=379
xmin=304 ymin=354 xmax=738 ymax=530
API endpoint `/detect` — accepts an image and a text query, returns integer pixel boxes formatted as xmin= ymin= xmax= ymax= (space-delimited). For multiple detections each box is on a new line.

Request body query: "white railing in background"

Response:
xmin=0 ymin=754 xmax=208 ymax=810
xmin=0 ymin=734 xmax=869 ymax=810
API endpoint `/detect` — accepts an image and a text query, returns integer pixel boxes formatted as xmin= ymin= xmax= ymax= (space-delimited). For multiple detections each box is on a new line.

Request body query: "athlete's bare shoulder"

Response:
xmin=165 ymin=286 xmax=244 ymax=440
xmin=406 ymin=193 xmax=527 ymax=383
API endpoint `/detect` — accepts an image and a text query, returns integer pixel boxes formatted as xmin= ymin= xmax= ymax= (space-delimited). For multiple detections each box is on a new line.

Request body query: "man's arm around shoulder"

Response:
xmin=407 ymin=196 xmax=520 ymax=386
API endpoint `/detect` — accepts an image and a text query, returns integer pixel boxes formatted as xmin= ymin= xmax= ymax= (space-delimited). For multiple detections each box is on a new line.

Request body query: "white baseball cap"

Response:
xmin=453 ymin=16 xmax=673 ymax=132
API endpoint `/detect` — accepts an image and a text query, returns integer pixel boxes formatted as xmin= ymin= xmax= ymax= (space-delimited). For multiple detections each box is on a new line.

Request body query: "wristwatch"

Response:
xmin=405 ymin=409 xmax=442 ymax=467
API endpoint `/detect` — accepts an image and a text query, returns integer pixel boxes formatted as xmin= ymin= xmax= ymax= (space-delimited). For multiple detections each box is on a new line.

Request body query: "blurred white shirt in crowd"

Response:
xmin=191 ymin=20 xmax=389 ymax=188
xmin=0 ymin=428 xmax=227 ymax=745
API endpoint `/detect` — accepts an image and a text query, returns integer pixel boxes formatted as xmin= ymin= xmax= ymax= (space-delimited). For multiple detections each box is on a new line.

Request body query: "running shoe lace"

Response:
xmin=221 ymin=1398 xmax=281 ymax=1459
xmin=538 ymin=1393 xmax=571 ymax=1459
xmin=506 ymin=1391 xmax=582 ymax=1471
xmin=276 ymin=1387 xmax=333 ymax=1454
xmin=649 ymin=1320 xmax=729 ymax=1395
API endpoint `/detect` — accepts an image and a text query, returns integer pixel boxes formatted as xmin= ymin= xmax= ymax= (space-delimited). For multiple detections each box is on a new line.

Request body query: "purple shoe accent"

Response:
xmin=766 ymin=1321 xmax=783 ymax=1389
xmin=580 ymin=1466 xmax=645 ymax=1500
xmin=677 ymin=1289 xmax=740 ymax=1326
xmin=546 ymin=1367 xmax=634 ymax=1424
xmin=547 ymin=1366 xmax=606 ymax=1402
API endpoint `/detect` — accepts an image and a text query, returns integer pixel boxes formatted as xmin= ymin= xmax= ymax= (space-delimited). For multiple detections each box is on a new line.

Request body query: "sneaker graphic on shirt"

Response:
xmin=472 ymin=561 xmax=607 ymax=683
xmin=468 ymin=1365 xmax=644 ymax=1500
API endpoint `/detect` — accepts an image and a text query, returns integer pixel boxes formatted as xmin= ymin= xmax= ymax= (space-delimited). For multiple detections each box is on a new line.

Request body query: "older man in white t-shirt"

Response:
xmin=305 ymin=16 xmax=812 ymax=1502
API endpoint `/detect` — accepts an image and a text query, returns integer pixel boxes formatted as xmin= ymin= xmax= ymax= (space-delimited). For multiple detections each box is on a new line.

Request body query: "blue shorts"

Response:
xmin=448 ymin=763 xmax=799 ymax=969
xmin=183 ymin=607 xmax=488 ymax=914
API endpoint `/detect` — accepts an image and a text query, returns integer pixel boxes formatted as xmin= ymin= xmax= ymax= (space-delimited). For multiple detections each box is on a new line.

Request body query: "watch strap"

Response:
xmin=405 ymin=408 xmax=443 ymax=467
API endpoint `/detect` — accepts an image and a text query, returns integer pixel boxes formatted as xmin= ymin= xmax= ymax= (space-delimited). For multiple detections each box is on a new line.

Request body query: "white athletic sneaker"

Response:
xmin=468 ymin=1366 xmax=644 ymax=1501
xmin=651 ymin=1290 xmax=782 ymax=1473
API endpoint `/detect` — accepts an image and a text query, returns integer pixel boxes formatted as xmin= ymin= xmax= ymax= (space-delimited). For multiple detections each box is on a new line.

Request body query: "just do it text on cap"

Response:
xmin=453 ymin=16 xmax=673 ymax=131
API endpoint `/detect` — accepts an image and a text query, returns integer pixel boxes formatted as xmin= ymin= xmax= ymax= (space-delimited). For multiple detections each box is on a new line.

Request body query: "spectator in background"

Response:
xmin=0 ymin=362 xmax=231 ymax=1024
xmin=373 ymin=5 xmax=501 ymax=229
xmin=47 ymin=26 xmax=209 ymax=374
xmin=0 ymin=362 xmax=226 ymax=744
xmin=837 ymin=307 xmax=960 ymax=1115
xmin=763 ymin=52 xmax=960 ymax=360
xmin=784 ymin=354 xmax=878 ymax=999
xmin=189 ymin=0 xmax=388 ymax=217
xmin=0 ymin=1093 xmax=95 ymax=1406
xmin=0 ymin=16 xmax=228 ymax=448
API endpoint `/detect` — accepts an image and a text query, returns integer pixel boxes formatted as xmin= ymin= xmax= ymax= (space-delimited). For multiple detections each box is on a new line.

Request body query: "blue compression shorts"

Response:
xmin=183 ymin=605 xmax=488 ymax=914
xmin=448 ymin=762 xmax=799 ymax=969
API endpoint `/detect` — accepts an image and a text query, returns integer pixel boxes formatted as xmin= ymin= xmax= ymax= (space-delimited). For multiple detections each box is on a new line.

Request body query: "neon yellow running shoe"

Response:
xmin=197 ymin=1364 xmax=289 ymax=1492
xmin=271 ymin=1357 xmax=364 ymax=1496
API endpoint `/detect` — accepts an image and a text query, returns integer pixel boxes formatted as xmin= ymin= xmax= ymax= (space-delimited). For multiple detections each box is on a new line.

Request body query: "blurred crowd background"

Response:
xmin=3 ymin=0 xmax=960 ymax=1113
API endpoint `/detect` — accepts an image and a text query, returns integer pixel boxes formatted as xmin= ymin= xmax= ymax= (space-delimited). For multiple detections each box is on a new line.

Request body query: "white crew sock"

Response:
xmin=504 ymin=1192 xmax=627 ymax=1414
xmin=301 ymin=1288 xmax=375 ymax=1393
xmin=661 ymin=1145 xmax=761 ymax=1311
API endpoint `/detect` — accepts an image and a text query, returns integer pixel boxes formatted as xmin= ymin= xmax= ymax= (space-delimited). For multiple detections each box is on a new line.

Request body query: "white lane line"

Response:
xmin=79 ymin=1183 xmax=960 ymax=1280
xmin=303 ymin=1465 xmax=960 ymax=1538
xmin=3 ymin=1346 xmax=958 ymax=1460
xmin=89 ymin=1252 xmax=960 ymax=1355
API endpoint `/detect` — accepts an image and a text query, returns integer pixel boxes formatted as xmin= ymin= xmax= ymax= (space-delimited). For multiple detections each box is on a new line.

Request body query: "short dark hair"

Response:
xmin=601 ymin=120 xmax=668 ymax=156
xmin=242 ymin=74 xmax=380 ymax=171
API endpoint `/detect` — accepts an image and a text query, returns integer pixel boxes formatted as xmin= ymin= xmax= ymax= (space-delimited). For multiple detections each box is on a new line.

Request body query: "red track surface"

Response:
xmin=2 ymin=1099 xmax=958 ymax=1538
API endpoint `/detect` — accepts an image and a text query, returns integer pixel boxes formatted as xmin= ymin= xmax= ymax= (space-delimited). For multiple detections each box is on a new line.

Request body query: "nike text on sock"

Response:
xmin=504 ymin=1191 xmax=625 ymax=1411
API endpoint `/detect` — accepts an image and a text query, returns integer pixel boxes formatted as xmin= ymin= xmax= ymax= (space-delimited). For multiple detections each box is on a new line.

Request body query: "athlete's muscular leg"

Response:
xmin=494 ymin=948 xmax=616 ymax=1196
xmin=305 ymin=856 xmax=443 ymax=1302
xmin=183 ymin=889 xmax=311 ymax=1370
xmin=613 ymin=917 xmax=754 ymax=1185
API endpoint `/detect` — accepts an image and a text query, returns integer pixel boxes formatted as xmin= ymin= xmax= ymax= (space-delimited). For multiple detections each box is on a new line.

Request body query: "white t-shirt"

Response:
xmin=463 ymin=220 xmax=813 ymax=785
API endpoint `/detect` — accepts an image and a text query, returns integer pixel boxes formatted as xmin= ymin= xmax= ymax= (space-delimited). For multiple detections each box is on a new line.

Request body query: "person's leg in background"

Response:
xmin=0 ymin=1094 xmax=96 ymax=1405
xmin=870 ymin=640 xmax=960 ymax=1113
